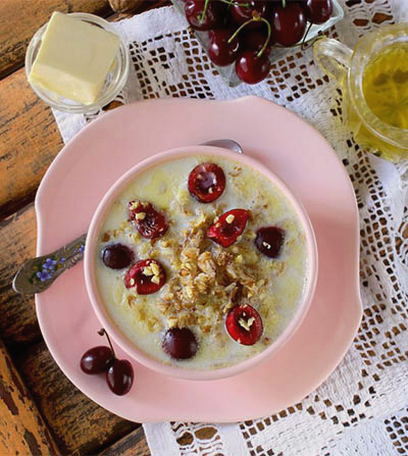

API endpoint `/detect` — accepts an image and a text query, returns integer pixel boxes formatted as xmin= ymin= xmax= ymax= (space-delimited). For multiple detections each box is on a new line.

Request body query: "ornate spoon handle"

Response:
xmin=12 ymin=234 xmax=87 ymax=295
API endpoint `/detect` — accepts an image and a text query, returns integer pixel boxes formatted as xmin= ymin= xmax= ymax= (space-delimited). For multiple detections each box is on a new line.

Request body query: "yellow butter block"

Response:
xmin=29 ymin=12 xmax=120 ymax=104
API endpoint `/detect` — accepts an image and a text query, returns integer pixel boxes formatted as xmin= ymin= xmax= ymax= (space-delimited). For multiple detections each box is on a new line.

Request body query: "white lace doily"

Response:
xmin=52 ymin=1 xmax=408 ymax=455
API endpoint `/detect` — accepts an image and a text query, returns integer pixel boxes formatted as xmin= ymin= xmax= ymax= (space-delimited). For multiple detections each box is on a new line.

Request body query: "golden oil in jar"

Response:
xmin=362 ymin=42 xmax=408 ymax=130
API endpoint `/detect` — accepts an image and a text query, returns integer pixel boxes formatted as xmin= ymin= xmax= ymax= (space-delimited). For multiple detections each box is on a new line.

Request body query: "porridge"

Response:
xmin=94 ymin=155 xmax=310 ymax=370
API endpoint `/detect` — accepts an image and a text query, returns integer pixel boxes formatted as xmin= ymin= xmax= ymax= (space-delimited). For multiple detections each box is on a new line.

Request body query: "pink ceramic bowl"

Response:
xmin=84 ymin=145 xmax=318 ymax=381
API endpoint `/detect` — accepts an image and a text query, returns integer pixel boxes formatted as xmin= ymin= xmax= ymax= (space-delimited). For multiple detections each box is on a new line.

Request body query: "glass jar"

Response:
xmin=314 ymin=23 xmax=408 ymax=161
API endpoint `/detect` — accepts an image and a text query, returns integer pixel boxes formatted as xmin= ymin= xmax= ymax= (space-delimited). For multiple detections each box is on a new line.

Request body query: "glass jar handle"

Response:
xmin=313 ymin=38 xmax=353 ymax=84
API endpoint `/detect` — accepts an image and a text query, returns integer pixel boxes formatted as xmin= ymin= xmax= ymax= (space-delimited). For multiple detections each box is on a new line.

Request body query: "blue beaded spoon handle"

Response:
xmin=12 ymin=139 xmax=243 ymax=295
xmin=12 ymin=234 xmax=87 ymax=295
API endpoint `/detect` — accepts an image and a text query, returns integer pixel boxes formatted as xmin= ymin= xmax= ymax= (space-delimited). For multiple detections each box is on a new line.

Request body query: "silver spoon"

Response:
xmin=12 ymin=139 xmax=243 ymax=295
xmin=203 ymin=139 xmax=242 ymax=154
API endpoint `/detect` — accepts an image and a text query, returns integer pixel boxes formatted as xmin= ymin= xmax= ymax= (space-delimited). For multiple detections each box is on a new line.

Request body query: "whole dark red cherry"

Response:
xmin=208 ymin=30 xmax=240 ymax=66
xmin=188 ymin=162 xmax=226 ymax=203
xmin=235 ymin=51 xmax=271 ymax=84
xmin=255 ymin=226 xmax=285 ymax=258
xmin=101 ymin=244 xmax=134 ymax=269
xmin=80 ymin=346 xmax=113 ymax=374
xmin=184 ymin=0 xmax=225 ymax=31
xmin=304 ymin=0 xmax=333 ymax=24
xmin=239 ymin=28 xmax=273 ymax=54
xmin=106 ymin=359 xmax=134 ymax=396
xmin=128 ymin=201 xmax=168 ymax=240
xmin=162 ymin=327 xmax=198 ymax=360
xmin=231 ymin=1 xmax=269 ymax=29
xmin=271 ymin=3 xmax=306 ymax=46
xmin=226 ymin=304 xmax=263 ymax=345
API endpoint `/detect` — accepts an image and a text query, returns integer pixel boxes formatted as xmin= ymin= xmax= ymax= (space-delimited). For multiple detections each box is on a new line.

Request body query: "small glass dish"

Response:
xmin=172 ymin=0 xmax=344 ymax=87
xmin=25 ymin=13 xmax=129 ymax=114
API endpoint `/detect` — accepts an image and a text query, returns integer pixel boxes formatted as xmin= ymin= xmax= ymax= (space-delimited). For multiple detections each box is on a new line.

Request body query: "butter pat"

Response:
xmin=29 ymin=12 xmax=120 ymax=104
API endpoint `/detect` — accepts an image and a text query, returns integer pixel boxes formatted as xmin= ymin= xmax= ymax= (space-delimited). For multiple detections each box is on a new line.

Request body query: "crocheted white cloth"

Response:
xmin=52 ymin=1 xmax=408 ymax=455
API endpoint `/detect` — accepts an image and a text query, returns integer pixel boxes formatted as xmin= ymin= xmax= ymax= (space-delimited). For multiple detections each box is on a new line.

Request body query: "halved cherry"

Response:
xmin=255 ymin=226 xmax=285 ymax=258
xmin=128 ymin=201 xmax=168 ymax=239
xmin=207 ymin=209 xmax=249 ymax=247
xmin=188 ymin=163 xmax=226 ymax=203
xmin=125 ymin=259 xmax=166 ymax=295
xmin=226 ymin=304 xmax=263 ymax=345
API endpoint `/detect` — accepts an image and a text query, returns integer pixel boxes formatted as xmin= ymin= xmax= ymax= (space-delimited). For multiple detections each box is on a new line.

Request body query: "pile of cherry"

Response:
xmin=81 ymin=329 xmax=133 ymax=396
xmin=182 ymin=0 xmax=334 ymax=84
xmin=83 ymin=162 xmax=286 ymax=393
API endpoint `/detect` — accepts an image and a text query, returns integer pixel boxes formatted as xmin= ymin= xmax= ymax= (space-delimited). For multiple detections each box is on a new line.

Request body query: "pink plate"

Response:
xmin=35 ymin=96 xmax=362 ymax=422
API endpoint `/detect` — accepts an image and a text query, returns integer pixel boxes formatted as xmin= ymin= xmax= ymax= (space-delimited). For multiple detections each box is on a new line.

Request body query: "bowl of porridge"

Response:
xmin=84 ymin=145 xmax=318 ymax=380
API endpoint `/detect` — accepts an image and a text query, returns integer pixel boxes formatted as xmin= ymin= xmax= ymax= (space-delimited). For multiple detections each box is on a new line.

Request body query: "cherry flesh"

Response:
xmin=162 ymin=327 xmax=198 ymax=360
xmin=101 ymin=244 xmax=134 ymax=269
xmin=271 ymin=3 xmax=306 ymax=46
xmin=184 ymin=0 xmax=225 ymax=31
xmin=106 ymin=359 xmax=134 ymax=396
xmin=128 ymin=201 xmax=168 ymax=240
xmin=125 ymin=259 xmax=166 ymax=295
xmin=226 ymin=304 xmax=263 ymax=345
xmin=208 ymin=29 xmax=240 ymax=66
xmin=188 ymin=162 xmax=226 ymax=203
xmin=80 ymin=346 xmax=113 ymax=374
xmin=235 ymin=51 xmax=271 ymax=84
xmin=207 ymin=209 xmax=249 ymax=247
xmin=304 ymin=0 xmax=333 ymax=24
xmin=255 ymin=226 xmax=285 ymax=258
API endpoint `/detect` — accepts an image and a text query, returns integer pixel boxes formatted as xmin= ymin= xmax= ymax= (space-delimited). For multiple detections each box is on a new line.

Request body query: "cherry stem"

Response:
xmin=98 ymin=328 xmax=116 ymax=359
xmin=300 ymin=21 xmax=314 ymax=50
xmin=219 ymin=0 xmax=250 ymax=6
xmin=228 ymin=18 xmax=254 ymax=43
xmin=199 ymin=0 xmax=210 ymax=24
xmin=256 ymin=17 xmax=272 ymax=58
xmin=281 ymin=0 xmax=287 ymax=7
xmin=228 ymin=15 xmax=272 ymax=58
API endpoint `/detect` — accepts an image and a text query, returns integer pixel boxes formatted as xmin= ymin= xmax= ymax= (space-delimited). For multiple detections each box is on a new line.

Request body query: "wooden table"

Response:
xmin=0 ymin=1 xmax=169 ymax=454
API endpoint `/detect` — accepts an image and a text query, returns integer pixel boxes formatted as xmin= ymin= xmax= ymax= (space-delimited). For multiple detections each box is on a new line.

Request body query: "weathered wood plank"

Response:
xmin=0 ymin=338 xmax=60 ymax=455
xmin=99 ymin=427 xmax=151 ymax=456
xmin=0 ymin=204 xmax=40 ymax=345
xmin=0 ymin=0 xmax=113 ymax=78
xmin=17 ymin=340 xmax=138 ymax=455
xmin=0 ymin=68 xmax=63 ymax=219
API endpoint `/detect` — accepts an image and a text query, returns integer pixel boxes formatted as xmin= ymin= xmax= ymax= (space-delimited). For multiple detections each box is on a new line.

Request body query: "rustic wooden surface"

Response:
xmin=0 ymin=68 xmax=63 ymax=217
xmin=0 ymin=2 xmax=169 ymax=455
xmin=0 ymin=205 xmax=39 ymax=346
xmin=0 ymin=339 xmax=59 ymax=455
